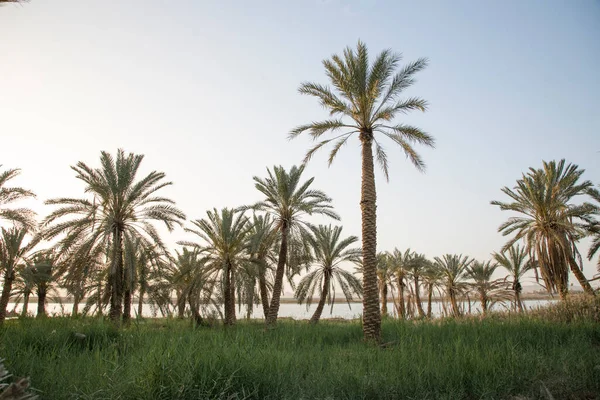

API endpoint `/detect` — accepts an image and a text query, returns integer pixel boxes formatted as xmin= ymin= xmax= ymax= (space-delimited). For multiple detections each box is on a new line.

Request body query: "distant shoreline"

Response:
xmin=10 ymin=291 xmax=563 ymax=305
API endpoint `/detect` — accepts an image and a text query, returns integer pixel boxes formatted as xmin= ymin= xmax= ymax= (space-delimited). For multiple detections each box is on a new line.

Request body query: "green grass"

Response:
xmin=1 ymin=315 xmax=599 ymax=399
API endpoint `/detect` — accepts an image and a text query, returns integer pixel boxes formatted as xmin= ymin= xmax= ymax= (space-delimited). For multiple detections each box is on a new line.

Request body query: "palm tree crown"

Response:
xmin=0 ymin=165 xmax=36 ymax=229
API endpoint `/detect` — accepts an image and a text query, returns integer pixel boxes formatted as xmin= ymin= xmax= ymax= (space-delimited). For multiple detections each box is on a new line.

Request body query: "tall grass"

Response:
xmin=1 ymin=301 xmax=599 ymax=399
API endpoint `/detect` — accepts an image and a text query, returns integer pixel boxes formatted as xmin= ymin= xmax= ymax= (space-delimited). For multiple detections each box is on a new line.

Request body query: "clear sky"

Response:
xmin=1 ymin=1 xmax=599 ymax=285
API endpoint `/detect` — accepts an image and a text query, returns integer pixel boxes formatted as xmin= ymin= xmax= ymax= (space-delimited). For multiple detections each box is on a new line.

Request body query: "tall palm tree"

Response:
xmin=388 ymin=248 xmax=413 ymax=319
xmin=0 ymin=165 xmax=36 ymax=229
xmin=464 ymin=260 xmax=510 ymax=315
xmin=493 ymin=244 xmax=535 ymax=312
xmin=181 ymin=208 xmax=251 ymax=326
xmin=42 ymin=149 xmax=186 ymax=323
xmin=434 ymin=254 xmax=471 ymax=317
xmin=406 ymin=253 xmax=429 ymax=317
xmin=491 ymin=160 xmax=596 ymax=299
xmin=295 ymin=225 xmax=362 ymax=323
xmin=0 ymin=227 xmax=39 ymax=324
xmin=289 ymin=41 xmax=435 ymax=341
xmin=248 ymin=165 xmax=339 ymax=325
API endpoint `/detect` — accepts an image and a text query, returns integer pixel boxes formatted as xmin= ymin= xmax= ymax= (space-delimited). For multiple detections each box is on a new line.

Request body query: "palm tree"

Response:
xmin=406 ymin=253 xmax=429 ymax=317
xmin=0 ymin=227 xmax=39 ymax=324
xmin=289 ymin=41 xmax=435 ymax=341
xmin=170 ymin=248 xmax=219 ymax=325
xmin=13 ymin=263 xmax=35 ymax=316
xmin=493 ymin=244 xmax=535 ymax=312
xmin=464 ymin=260 xmax=510 ymax=315
xmin=375 ymin=252 xmax=394 ymax=317
xmin=434 ymin=254 xmax=471 ymax=317
xmin=388 ymin=248 xmax=413 ymax=319
xmin=0 ymin=165 xmax=36 ymax=229
xmin=246 ymin=214 xmax=277 ymax=318
xmin=295 ymin=225 xmax=362 ymax=323
xmin=181 ymin=208 xmax=250 ymax=326
xmin=248 ymin=165 xmax=339 ymax=325
xmin=491 ymin=160 xmax=596 ymax=299
xmin=26 ymin=251 xmax=60 ymax=317
xmin=406 ymin=253 xmax=430 ymax=317
xmin=421 ymin=262 xmax=441 ymax=318
xmin=585 ymin=186 xmax=600 ymax=273
xmin=42 ymin=149 xmax=185 ymax=323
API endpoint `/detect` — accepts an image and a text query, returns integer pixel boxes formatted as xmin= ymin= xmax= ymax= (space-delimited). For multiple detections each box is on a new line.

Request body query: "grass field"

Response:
xmin=1 ymin=308 xmax=600 ymax=399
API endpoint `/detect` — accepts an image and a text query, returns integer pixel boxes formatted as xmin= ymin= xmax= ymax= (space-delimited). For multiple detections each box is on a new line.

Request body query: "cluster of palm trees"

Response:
xmin=0 ymin=156 xmax=368 ymax=327
xmin=0 ymin=42 xmax=599 ymax=345
xmin=375 ymin=248 xmax=532 ymax=319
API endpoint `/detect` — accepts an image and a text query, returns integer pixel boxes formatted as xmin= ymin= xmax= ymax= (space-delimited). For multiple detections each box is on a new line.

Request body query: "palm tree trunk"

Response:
xmin=380 ymin=281 xmax=388 ymax=317
xmin=109 ymin=228 xmax=124 ymax=323
xmin=359 ymin=134 xmax=381 ymax=342
xmin=397 ymin=277 xmax=406 ymax=319
xmin=122 ymin=288 xmax=132 ymax=323
xmin=479 ymin=290 xmax=488 ymax=315
xmin=223 ymin=263 xmax=235 ymax=326
xmin=37 ymin=286 xmax=46 ymax=317
xmin=568 ymin=256 xmax=596 ymax=296
xmin=414 ymin=276 xmax=425 ymax=317
xmin=0 ymin=270 xmax=15 ymax=325
xmin=188 ymin=294 xmax=204 ymax=326
xmin=177 ymin=292 xmax=185 ymax=318
xmin=449 ymin=287 xmax=460 ymax=317
xmin=310 ymin=272 xmax=331 ymax=323
xmin=72 ymin=292 xmax=80 ymax=317
xmin=426 ymin=283 xmax=433 ymax=318
xmin=266 ymin=223 xmax=288 ymax=325
xmin=258 ymin=267 xmax=270 ymax=319
xmin=514 ymin=281 xmax=524 ymax=312
xmin=246 ymin=290 xmax=253 ymax=320
xmin=137 ymin=286 xmax=145 ymax=318
xmin=21 ymin=291 xmax=30 ymax=317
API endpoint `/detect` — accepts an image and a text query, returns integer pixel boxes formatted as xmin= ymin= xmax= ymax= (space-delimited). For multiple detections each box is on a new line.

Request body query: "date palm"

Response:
xmin=170 ymin=248 xmax=219 ymax=325
xmin=464 ymin=260 xmax=510 ymax=315
xmin=585 ymin=186 xmax=600 ymax=273
xmin=295 ymin=225 xmax=362 ymax=323
xmin=434 ymin=254 xmax=471 ymax=317
xmin=43 ymin=149 xmax=185 ymax=323
xmin=491 ymin=160 xmax=596 ymax=299
xmin=290 ymin=41 xmax=434 ymax=341
xmin=388 ymin=248 xmax=414 ymax=319
xmin=246 ymin=214 xmax=277 ymax=318
xmin=181 ymin=208 xmax=251 ymax=326
xmin=421 ymin=262 xmax=442 ymax=318
xmin=0 ymin=165 xmax=36 ymax=229
xmin=406 ymin=253 xmax=429 ymax=317
xmin=375 ymin=252 xmax=394 ymax=317
xmin=248 ymin=165 xmax=339 ymax=325
xmin=0 ymin=227 xmax=39 ymax=324
xmin=26 ymin=250 xmax=60 ymax=317
xmin=493 ymin=244 xmax=535 ymax=312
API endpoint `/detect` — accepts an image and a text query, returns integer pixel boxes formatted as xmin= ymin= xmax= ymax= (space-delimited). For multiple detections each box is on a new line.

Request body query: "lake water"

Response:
xmin=7 ymin=299 xmax=556 ymax=319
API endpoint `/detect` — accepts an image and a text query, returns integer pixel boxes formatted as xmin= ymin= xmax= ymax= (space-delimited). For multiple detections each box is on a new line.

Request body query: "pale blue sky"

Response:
xmin=1 ymin=1 xmax=599 ymax=283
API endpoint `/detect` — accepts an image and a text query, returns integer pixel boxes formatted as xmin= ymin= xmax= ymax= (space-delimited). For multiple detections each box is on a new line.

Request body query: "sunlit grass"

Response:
xmin=1 ymin=307 xmax=599 ymax=399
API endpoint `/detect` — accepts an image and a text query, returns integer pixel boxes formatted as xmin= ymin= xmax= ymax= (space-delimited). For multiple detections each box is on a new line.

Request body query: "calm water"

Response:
xmin=8 ymin=299 xmax=555 ymax=319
